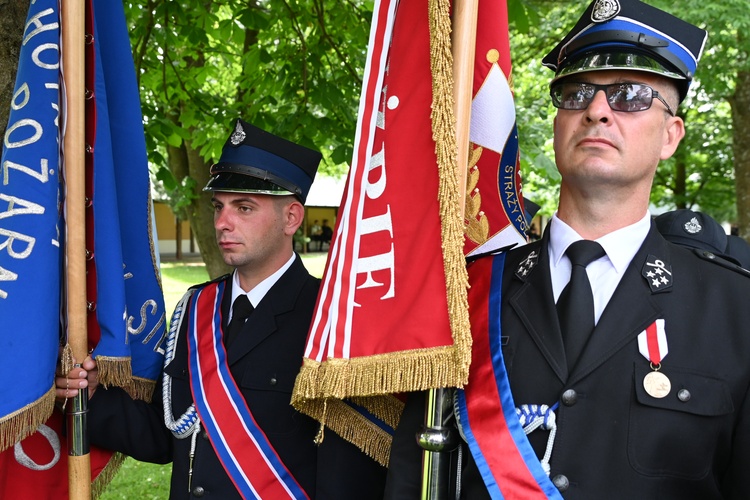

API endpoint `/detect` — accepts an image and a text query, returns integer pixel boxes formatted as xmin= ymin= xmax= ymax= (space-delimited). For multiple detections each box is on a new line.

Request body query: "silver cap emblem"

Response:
xmin=683 ymin=217 xmax=702 ymax=234
xmin=591 ymin=0 xmax=621 ymax=22
xmin=230 ymin=121 xmax=246 ymax=146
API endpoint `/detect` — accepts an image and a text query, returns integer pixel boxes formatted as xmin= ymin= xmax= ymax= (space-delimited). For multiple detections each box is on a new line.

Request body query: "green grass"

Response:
xmin=98 ymin=252 xmax=329 ymax=498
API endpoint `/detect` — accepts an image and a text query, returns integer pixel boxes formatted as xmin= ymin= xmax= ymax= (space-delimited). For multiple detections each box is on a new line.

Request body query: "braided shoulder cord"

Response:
xmin=516 ymin=403 xmax=559 ymax=475
xmin=454 ymin=391 xmax=559 ymax=477
xmin=162 ymin=289 xmax=201 ymax=439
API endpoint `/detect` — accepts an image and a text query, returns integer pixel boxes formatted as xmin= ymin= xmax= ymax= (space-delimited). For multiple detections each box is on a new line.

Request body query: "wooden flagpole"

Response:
xmin=419 ymin=0 xmax=477 ymax=497
xmin=61 ymin=0 xmax=92 ymax=498
xmin=452 ymin=0 xmax=478 ymax=213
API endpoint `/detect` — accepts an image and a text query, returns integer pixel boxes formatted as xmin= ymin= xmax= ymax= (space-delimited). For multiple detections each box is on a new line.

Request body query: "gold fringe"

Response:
xmin=92 ymin=452 xmax=126 ymax=499
xmin=428 ymin=0 xmax=473 ymax=387
xmin=349 ymin=394 xmax=405 ymax=431
xmin=295 ymin=396 xmax=399 ymax=467
xmin=292 ymin=346 xmax=468 ymax=404
xmin=96 ymin=357 xmax=156 ymax=402
xmin=123 ymin=376 xmax=157 ymax=403
xmin=96 ymin=356 xmax=133 ymax=389
xmin=0 ymin=386 xmax=56 ymax=453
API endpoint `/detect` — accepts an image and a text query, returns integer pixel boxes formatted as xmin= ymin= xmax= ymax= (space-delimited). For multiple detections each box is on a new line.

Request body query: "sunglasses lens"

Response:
xmin=551 ymin=82 xmax=654 ymax=112
xmin=551 ymin=83 xmax=591 ymax=110
xmin=607 ymin=83 xmax=652 ymax=112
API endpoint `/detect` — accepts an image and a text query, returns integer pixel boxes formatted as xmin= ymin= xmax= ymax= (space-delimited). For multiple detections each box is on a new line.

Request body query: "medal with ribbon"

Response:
xmin=637 ymin=319 xmax=671 ymax=398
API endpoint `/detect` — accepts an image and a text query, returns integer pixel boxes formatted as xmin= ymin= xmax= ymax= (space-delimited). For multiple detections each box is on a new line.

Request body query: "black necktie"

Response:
xmin=557 ymin=240 xmax=605 ymax=370
xmin=225 ymin=295 xmax=254 ymax=347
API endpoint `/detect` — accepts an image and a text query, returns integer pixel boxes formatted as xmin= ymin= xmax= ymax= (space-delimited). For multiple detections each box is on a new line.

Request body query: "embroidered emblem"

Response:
xmin=683 ymin=216 xmax=702 ymax=235
xmin=591 ymin=0 xmax=621 ymax=22
xmin=230 ymin=121 xmax=246 ymax=146
xmin=642 ymin=255 xmax=673 ymax=292
xmin=515 ymin=250 xmax=539 ymax=279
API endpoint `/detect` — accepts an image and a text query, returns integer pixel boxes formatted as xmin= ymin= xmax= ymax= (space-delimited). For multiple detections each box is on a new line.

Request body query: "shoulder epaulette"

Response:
xmin=693 ymin=249 xmax=750 ymax=278
xmin=188 ymin=273 xmax=231 ymax=291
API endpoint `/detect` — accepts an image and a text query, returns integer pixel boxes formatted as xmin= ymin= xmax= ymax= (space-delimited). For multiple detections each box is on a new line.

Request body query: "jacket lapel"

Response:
xmin=568 ymin=225 xmax=672 ymax=383
xmin=227 ymin=256 xmax=310 ymax=365
xmin=507 ymin=232 xmax=569 ymax=383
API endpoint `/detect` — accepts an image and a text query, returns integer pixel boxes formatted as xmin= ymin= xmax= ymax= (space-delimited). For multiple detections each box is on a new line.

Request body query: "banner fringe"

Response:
xmin=124 ymin=376 xmax=157 ymax=403
xmin=293 ymin=346 xmax=465 ymax=402
xmin=295 ymin=396 xmax=402 ymax=466
xmin=96 ymin=356 xmax=133 ymax=390
xmin=429 ymin=0 xmax=473 ymax=382
xmin=96 ymin=357 xmax=156 ymax=402
xmin=0 ymin=386 xmax=55 ymax=453
xmin=92 ymin=452 xmax=126 ymax=499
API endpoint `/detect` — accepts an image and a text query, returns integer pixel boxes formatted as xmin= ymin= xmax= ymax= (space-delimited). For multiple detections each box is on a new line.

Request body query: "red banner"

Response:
xmin=292 ymin=0 xmax=526 ymax=466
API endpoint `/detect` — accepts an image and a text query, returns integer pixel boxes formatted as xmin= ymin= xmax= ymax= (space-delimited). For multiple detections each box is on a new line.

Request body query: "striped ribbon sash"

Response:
xmin=456 ymin=254 xmax=562 ymax=499
xmin=186 ymin=281 xmax=309 ymax=499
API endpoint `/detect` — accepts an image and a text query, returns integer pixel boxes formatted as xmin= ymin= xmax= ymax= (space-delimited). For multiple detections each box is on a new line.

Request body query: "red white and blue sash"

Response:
xmin=186 ymin=281 xmax=309 ymax=499
xmin=456 ymin=253 xmax=562 ymax=499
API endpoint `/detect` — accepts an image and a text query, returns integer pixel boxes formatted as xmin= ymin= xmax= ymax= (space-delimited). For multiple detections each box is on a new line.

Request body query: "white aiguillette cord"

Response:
xmin=161 ymin=290 xmax=201 ymax=492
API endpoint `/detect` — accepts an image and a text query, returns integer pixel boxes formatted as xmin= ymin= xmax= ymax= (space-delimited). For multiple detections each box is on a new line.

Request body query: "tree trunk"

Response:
xmin=732 ymin=68 xmax=750 ymax=242
xmin=0 ymin=0 xmax=30 ymax=147
xmin=184 ymin=137 xmax=231 ymax=279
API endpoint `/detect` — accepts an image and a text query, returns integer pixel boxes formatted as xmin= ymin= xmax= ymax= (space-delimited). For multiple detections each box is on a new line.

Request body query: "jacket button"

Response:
xmin=192 ymin=486 xmax=205 ymax=497
xmin=269 ymin=377 xmax=277 ymax=386
xmin=678 ymin=389 xmax=691 ymax=402
xmin=202 ymin=430 xmax=209 ymax=440
xmin=561 ymin=389 xmax=578 ymax=406
xmin=552 ymin=474 xmax=569 ymax=491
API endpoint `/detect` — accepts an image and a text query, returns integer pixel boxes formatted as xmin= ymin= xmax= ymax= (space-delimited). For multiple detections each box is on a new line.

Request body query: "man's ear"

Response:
xmin=660 ymin=115 xmax=685 ymax=160
xmin=284 ymin=199 xmax=305 ymax=236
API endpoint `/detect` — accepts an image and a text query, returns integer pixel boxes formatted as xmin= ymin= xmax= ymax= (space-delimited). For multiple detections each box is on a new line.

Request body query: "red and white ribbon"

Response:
xmin=637 ymin=319 xmax=668 ymax=365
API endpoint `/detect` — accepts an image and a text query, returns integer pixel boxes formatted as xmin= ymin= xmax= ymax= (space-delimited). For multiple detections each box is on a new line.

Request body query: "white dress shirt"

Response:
xmin=548 ymin=212 xmax=651 ymax=325
xmin=228 ymin=253 xmax=296 ymax=323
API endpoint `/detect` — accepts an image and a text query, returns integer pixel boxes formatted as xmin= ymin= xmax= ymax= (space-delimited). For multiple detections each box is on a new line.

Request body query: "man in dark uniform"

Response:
xmin=58 ymin=119 xmax=386 ymax=499
xmin=385 ymin=0 xmax=750 ymax=498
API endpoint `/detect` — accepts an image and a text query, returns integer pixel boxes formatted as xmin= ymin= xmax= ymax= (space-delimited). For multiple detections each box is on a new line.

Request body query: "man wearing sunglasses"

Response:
xmin=385 ymin=0 xmax=750 ymax=498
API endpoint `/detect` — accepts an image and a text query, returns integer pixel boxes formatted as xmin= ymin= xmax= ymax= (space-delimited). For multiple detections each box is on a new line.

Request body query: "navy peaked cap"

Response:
xmin=655 ymin=209 xmax=726 ymax=255
xmin=204 ymin=119 xmax=321 ymax=203
xmin=543 ymin=0 xmax=708 ymax=101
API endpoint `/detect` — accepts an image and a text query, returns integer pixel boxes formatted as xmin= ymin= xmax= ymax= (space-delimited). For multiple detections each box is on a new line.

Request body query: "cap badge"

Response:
xmin=591 ymin=0 xmax=621 ymax=23
xmin=230 ymin=121 xmax=246 ymax=146
xmin=683 ymin=217 xmax=702 ymax=234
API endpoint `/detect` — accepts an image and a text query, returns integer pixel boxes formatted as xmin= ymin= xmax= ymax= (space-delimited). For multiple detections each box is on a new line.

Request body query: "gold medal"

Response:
xmin=643 ymin=370 xmax=671 ymax=398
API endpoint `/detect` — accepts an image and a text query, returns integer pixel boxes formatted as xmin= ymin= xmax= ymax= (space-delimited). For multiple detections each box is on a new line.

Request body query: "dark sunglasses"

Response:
xmin=550 ymin=82 xmax=675 ymax=116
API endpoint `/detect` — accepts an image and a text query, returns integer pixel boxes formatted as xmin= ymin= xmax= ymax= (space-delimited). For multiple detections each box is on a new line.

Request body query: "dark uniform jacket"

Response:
xmin=89 ymin=256 xmax=386 ymax=499
xmin=385 ymin=224 xmax=750 ymax=499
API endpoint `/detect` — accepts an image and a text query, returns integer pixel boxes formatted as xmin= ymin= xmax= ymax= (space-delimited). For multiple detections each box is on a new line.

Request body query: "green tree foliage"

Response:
xmin=124 ymin=0 xmax=372 ymax=277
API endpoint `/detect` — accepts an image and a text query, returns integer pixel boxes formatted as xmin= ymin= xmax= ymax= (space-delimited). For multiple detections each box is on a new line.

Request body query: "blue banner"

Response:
xmin=88 ymin=0 xmax=166 ymax=388
xmin=0 ymin=0 xmax=166 ymax=453
xmin=0 ymin=0 xmax=62 ymax=450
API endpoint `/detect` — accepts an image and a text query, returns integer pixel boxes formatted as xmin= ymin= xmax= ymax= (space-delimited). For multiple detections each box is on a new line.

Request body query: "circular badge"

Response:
xmin=643 ymin=371 xmax=671 ymax=399
xmin=591 ymin=0 xmax=621 ymax=22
